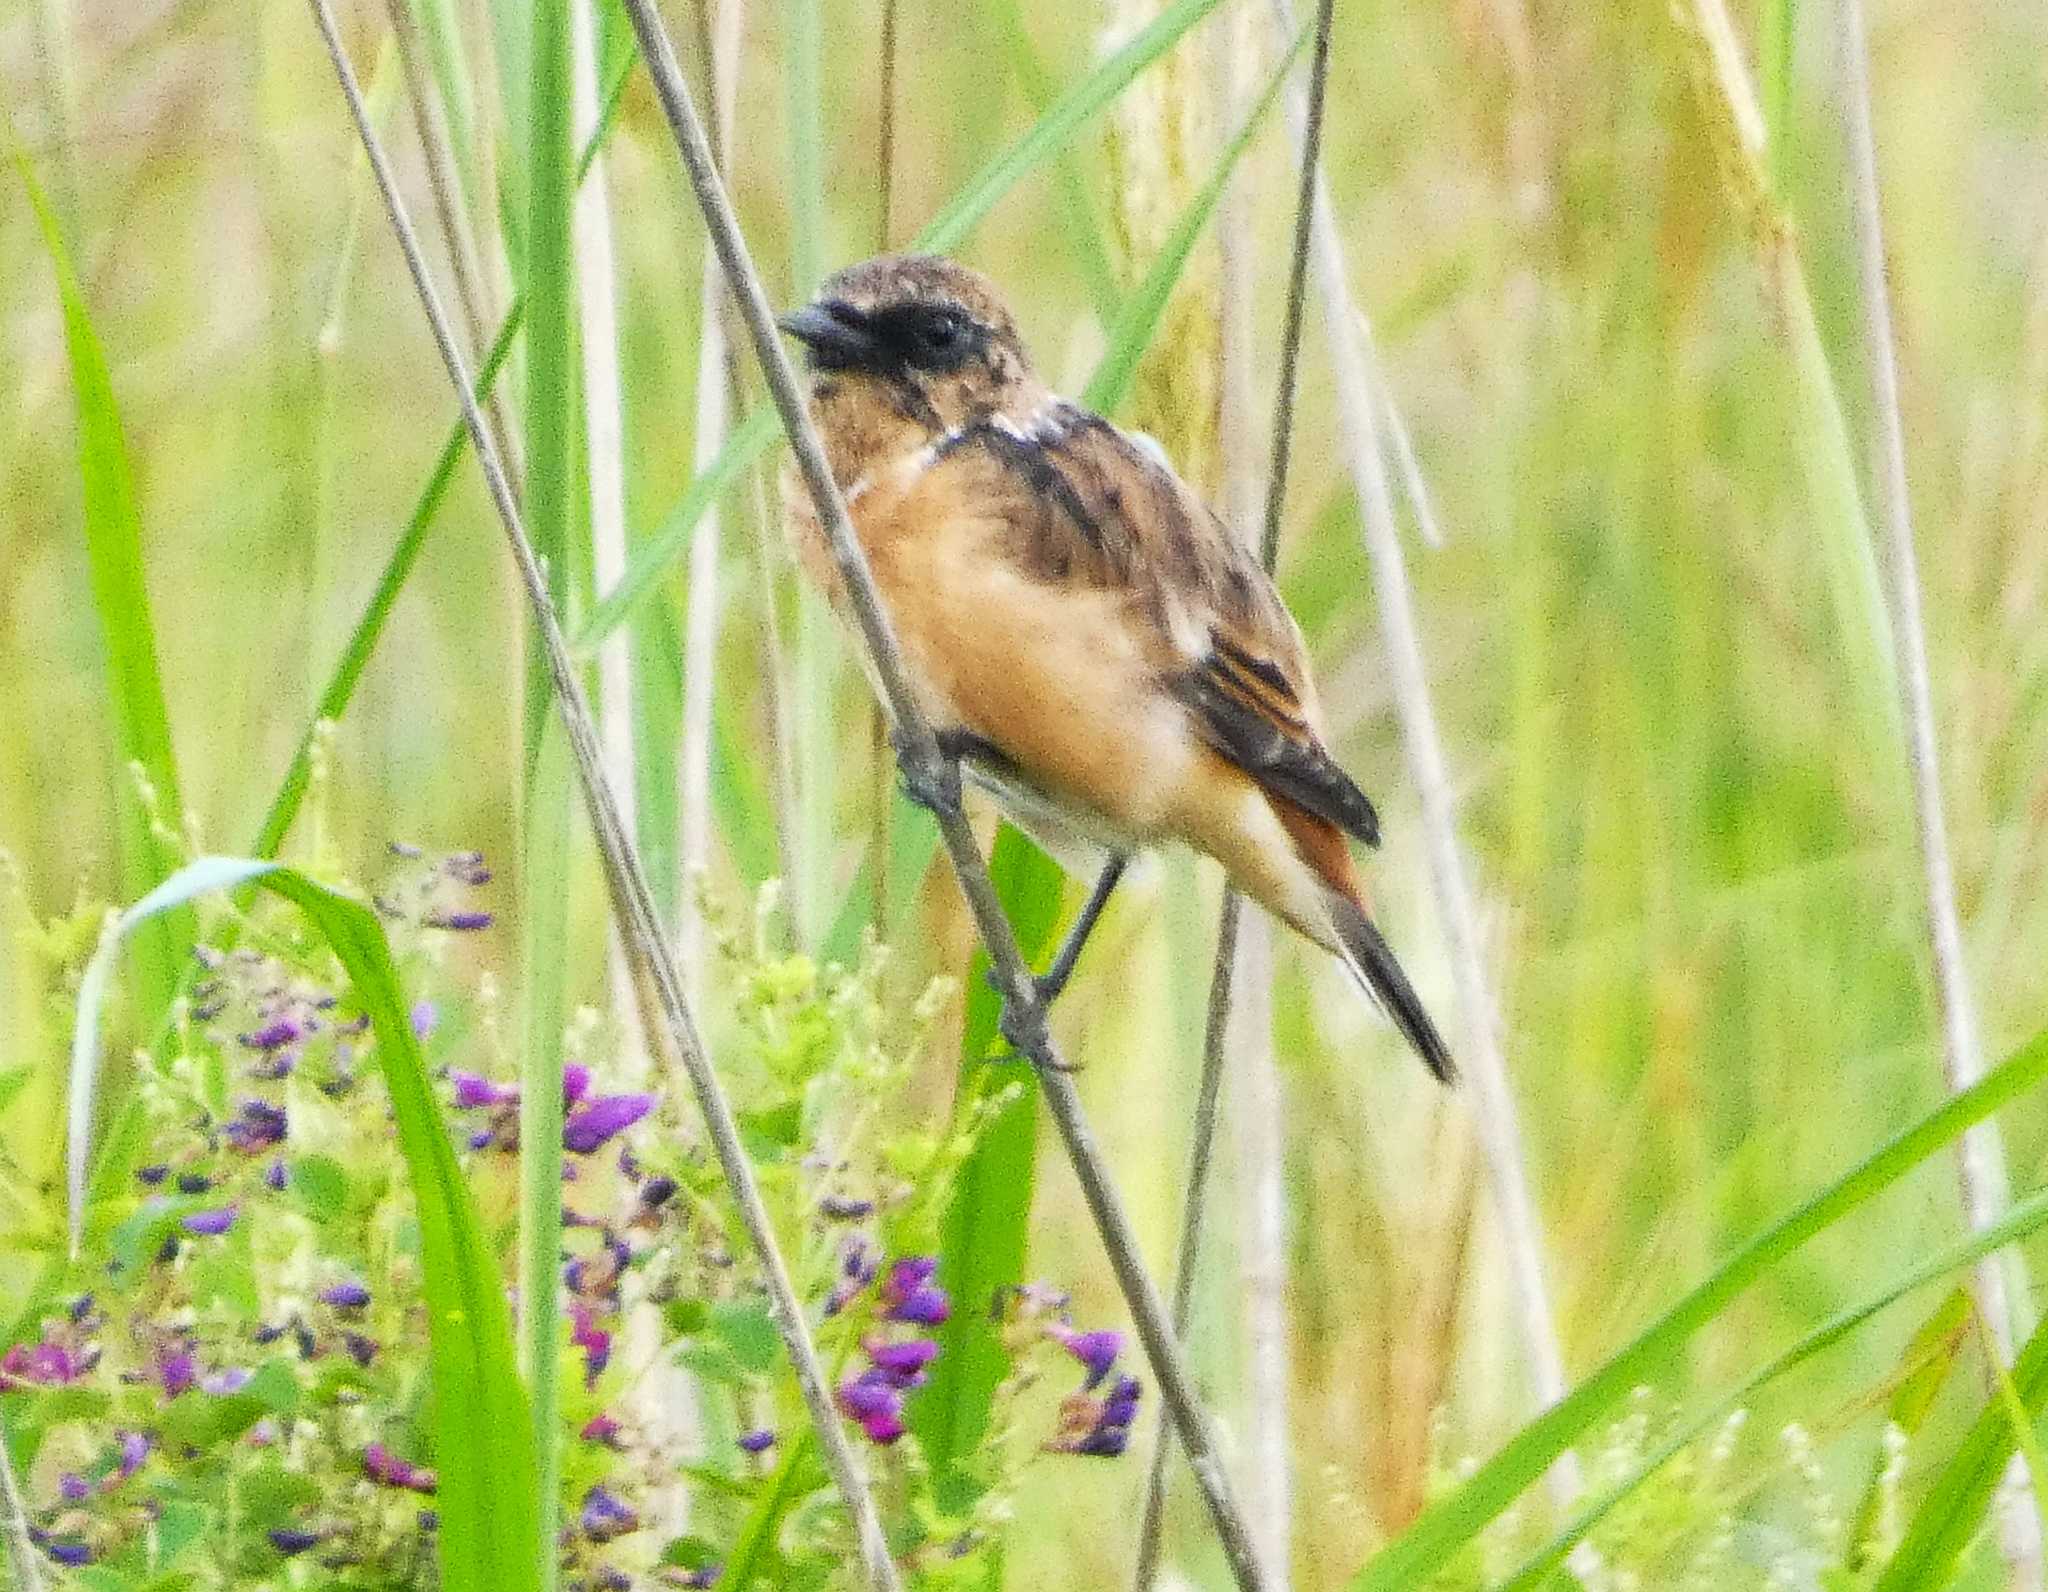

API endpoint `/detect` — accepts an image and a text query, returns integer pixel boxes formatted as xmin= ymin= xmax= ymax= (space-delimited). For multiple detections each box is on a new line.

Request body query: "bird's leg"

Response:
xmin=1035 ymin=854 xmax=1127 ymax=1005
xmin=987 ymin=855 xmax=1127 ymax=1068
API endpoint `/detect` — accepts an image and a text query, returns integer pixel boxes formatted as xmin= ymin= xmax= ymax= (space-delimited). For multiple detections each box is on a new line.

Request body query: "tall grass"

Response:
xmin=11 ymin=0 xmax=2048 ymax=1586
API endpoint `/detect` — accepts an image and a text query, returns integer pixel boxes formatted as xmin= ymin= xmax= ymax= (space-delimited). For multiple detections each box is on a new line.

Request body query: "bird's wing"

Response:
xmin=938 ymin=402 xmax=1382 ymax=849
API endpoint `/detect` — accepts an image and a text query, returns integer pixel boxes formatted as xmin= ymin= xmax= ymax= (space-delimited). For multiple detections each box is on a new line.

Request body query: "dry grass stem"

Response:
xmin=1265 ymin=0 xmax=1583 ymax=1526
xmin=675 ymin=0 xmax=745 ymax=990
xmin=1836 ymin=0 xmax=2039 ymax=1579
xmin=301 ymin=4 xmax=903 ymax=1583
xmin=611 ymin=0 xmax=1267 ymax=1582
xmin=0 ymin=1410 xmax=47 ymax=1592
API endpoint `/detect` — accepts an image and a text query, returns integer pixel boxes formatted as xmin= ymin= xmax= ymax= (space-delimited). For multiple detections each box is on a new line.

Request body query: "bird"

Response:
xmin=778 ymin=252 xmax=1453 ymax=1081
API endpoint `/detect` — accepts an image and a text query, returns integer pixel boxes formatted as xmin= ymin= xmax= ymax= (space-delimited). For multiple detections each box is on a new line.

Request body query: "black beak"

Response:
xmin=777 ymin=300 xmax=880 ymax=371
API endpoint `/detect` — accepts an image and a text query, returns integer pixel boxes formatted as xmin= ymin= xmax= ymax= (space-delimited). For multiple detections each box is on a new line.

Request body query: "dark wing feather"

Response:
xmin=937 ymin=402 xmax=1381 ymax=847
xmin=1171 ymin=644 xmax=1382 ymax=847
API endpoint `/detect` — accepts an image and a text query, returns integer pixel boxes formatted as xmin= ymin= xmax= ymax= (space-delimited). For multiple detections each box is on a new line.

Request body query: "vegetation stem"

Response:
xmin=300 ymin=5 xmax=904 ymax=1584
xmin=610 ymin=0 xmax=1267 ymax=1582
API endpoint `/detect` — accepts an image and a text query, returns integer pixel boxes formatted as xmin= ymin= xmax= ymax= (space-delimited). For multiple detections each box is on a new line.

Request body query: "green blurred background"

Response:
xmin=5 ymin=0 xmax=2048 ymax=1584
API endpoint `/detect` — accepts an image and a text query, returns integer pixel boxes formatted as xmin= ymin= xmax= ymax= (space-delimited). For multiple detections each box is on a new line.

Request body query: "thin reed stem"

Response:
xmin=1837 ymin=0 xmax=2039 ymax=1581
xmin=384 ymin=0 xmax=524 ymax=483
xmin=0 ymin=1409 xmax=47 ymax=1592
xmin=676 ymin=0 xmax=745 ymax=990
xmin=612 ymin=1 xmax=1267 ymax=1582
xmin=568 ymin=0 xmax=646 ymax=1071
xmin=1135 ymin=4 xmax=1323 ymax=1581
xmin=300 ymin=7 xmax=904 ymax=1585
xmin=1266 ymin=0 xmax=1585 ymax=1519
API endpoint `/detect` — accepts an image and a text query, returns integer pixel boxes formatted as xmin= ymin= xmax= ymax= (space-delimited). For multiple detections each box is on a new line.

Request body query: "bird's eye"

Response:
xmin=918 ymin=313 xmax=963 ymax=354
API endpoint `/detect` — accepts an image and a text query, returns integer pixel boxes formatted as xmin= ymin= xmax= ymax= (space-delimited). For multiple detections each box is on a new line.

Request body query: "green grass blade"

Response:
xmin=913 ymin=826 xmax=1067 ymax=1513
xmin=1874 ymin=1305 xmax=2048 ymax=1591
xmin=520 ymin=0 xmax=578 ymax=1575
xmin=915 ymin=0 xmax=1225 ymax=258
xmin=1080 ymin=24 xmax=1305 ymax=416
xmin=987 ymin=0 xmax=1120 ymax=324
xmin=1352 ymin=1024 xmax=2048 ymax=1591
xmin=253 ymin=53 xmax=634 ymax=860
xmin=66 ymin=857 xmax=539 ymax=1592
xmin=1498 ymin=1185 xmax=2048 ymax=1588
xmin=574 ymin=0 xmax=1229 ymax=651
xmin=14 ymin=148 xmax=192 ymax=1032
xmin=1983 ymin=1317 xmax=2048 ymax=1547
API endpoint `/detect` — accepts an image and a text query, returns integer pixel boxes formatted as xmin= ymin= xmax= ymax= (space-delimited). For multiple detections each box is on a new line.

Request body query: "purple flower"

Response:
xmin=563 ymin=1063 xmax=592 ymax=1105
xmin=1071 ymin=1421 xmax=1131 ymax=1457
xmin=364 ymin=1443 xmax=436 ymax=1493
xmin=563 ymin=1093 xmax=655 ymax=1154
xmin=201 ymin=1367 xmax=251 ymax=1395
xmin=886 ymin=1285 xmax=951 ymax=1326
xmin=320 ymin=1280 xmax=372 ymax=1310
xmin=640 ymin=1176 xmax=677 ymax=1211
xmin=837 ymin=1372 xmax=908 ymax=1444
xmin=579 ymin=1485 xmax=639 ymax=1542
xmin=865 ymin=1338 xmax=940 ymax=1384
xmin=882 ymin=1256 xmax=937 ymax=1294
xmin=837 ymin=1373 xmax=901 ymax=1422
xmin=177 ymin=1171 xmax=214 ymax=1194
xmin=158 ymin=1349 xmax=197 ymax=1396
xmin=879 ymin=1256 xmax=951 ymax=1322
xmin=1054 ymin=1327 xmax=1123 ymax=1391
xmin=342 ymin=1332 xmax=379 ymax=1368
xmin=268 ymin=1528 xmax=322 ymax=1556
xmin=424 ymin=910 xmax=493 ymax=932
xmin=225 ymin=1099 xmax=289 ymax=1154
xmin=1103 ymin=1375 xmax=1141 ymax=1426
xmin=679 ymin=1569 xmax=721 ymax=1589
xmin=241 ymin=1017 xmax=304 ymax=1052
xmin=182 ymin=1205 xmax=238 ymax=1237
xmin=1 ymin=1340 xmax=78 ymax=1386
xmin=42 ymin=1542 xmax=92 ymax=1568
xmin=113 ymin=1430 xmax=150 ymax=1483
xmin=820 ymin=1194 xmax=875 ymax=1220
xmin=1049 ymin=1375 xmax=1142 ymax=1459
xmin=737 ymin=1428 xmax=775 ymax=1454
xmin=451 ymin=1070 xmax=516 ymax=1109
xmin=58 ymin=1473 xmax=90 ymax=1502
xmin=411 ymin=1000 xmax=438 ymax=1039
xmin=264 ymin=1159 xmax=288 ymax=1191
xmin=581 ymin=1412 xmax=622 ymax=1446
xmin=827 ymin=1237 xmax=879 ymax=1316
xmin=571 ymin=1305 xmax=611 ymax=1385
xmin=136 ymin=1164 xmax=169 ymax=1186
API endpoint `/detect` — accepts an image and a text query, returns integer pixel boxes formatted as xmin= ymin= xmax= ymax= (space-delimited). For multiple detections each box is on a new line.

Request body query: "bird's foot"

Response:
xmin=989 ymin=973 xmax=1079 ymax=1072
xmin=890 ymin=727 xmax=964 ymax=817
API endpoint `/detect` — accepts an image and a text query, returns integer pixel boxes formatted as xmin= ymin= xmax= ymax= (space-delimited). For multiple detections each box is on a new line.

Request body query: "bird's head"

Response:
xmin=779 ymin=255 xmax=1038 ymax=452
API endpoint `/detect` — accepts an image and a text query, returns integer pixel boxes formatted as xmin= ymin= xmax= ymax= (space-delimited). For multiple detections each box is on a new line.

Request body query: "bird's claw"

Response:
xmin=991 ymin=977 xmax=1079 ymax=1071
xmin=891 ymin=730 xmax=963 ymax=817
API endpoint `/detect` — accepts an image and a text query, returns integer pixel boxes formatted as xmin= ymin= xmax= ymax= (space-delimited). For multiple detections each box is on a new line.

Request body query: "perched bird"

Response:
xmin=779 ymin=253 xmax=1452 ymax=1081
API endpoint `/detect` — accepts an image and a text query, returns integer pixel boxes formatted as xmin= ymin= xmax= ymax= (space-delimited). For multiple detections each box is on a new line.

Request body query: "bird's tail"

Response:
xmin=1324 ymin=888 xmax=1455 ymax=1083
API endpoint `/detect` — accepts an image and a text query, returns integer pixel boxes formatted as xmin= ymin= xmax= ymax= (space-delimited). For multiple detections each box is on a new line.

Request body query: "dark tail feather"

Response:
xmin=1327 ymin=892 xmax=1455 ymax=1083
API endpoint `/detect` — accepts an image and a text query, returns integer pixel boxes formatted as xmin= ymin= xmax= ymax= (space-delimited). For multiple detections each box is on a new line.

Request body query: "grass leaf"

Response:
xmin=1352 ymin=1024 xmax=2048 ymax=1590
xmin=253 ymin=53 xmax=633 ymax=861
xmin=914 ymin=826 xmax=1068 ymax=1512
xmin=1873 ymin=1302 xmax=2048 ymax=1591
xmin=14 ymin=147 xmax=192 ymax=1032
xmin=518 ymin=0 xmax=578 ymax=1575
xmin=66 ymin=857 xmax=539 ymax=1592
xmin=1498 ymin=1184 xmax=2048 ymax=1586
xmin=1080 ymin=22 xmax=1305 ymax=416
